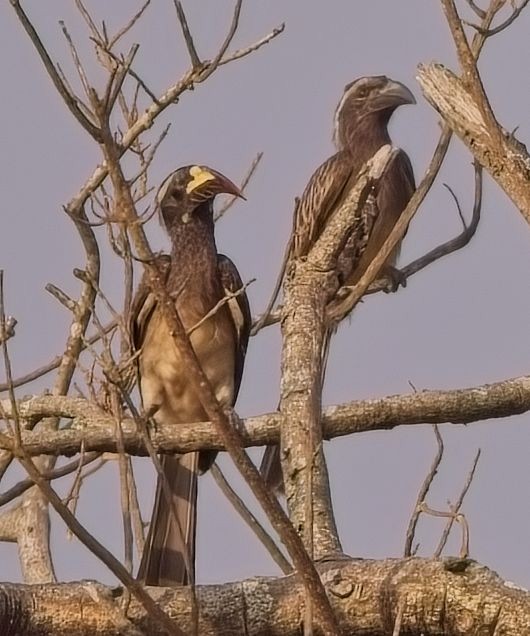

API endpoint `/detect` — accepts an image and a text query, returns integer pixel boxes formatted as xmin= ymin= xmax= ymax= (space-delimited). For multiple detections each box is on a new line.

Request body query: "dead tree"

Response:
xmin=1 ymin=1 xmax=530 ymax=634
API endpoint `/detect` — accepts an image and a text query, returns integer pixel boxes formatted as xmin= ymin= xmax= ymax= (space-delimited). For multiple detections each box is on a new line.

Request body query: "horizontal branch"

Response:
xmin=0 ymin=557 xmax=529 ymax=634
xmin=1 ymin=375 xmax=529 ymax=457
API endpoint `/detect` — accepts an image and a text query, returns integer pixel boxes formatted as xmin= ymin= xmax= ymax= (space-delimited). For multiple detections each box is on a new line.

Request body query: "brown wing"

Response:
xmin=343 ymin=148 xmax=415 ymax=285
xmin=129 ymin=254 xmax=172 ymax=353
xmin=217 ymin=254 xmax=251 ymax=402
xmin=292 ymin=150 xmax=356 ymax=257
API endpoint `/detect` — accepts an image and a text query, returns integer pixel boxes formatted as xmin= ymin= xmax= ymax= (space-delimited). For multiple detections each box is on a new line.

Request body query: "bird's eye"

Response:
xmin=356 ymin=86 xmax=370 ymax=99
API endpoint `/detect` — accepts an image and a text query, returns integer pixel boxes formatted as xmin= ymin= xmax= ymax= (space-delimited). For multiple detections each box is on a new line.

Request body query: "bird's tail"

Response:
xmin=137 ymin=452 xmax=198 ymax=586
xmin=259 ymin=444 xmax=285 ymax=495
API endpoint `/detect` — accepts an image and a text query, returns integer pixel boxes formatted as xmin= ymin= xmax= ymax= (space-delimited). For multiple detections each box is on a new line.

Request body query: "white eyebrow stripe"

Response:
xmin=156 ymin=173 xmax=177 ymax=205
xmin=332 ymin=77 xmax=374 ymax=148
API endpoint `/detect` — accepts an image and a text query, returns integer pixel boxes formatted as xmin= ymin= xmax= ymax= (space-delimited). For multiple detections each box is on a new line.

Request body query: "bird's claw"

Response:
xmin=226 ymin=407 xmax=247 ymax=439
xmin=381 ymin=266 xmax=406 ymax=293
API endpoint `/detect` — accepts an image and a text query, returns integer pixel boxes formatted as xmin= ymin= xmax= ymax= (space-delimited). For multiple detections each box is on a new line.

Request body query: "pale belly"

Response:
xmin=139 ymin=307 xmax=235 ymax=426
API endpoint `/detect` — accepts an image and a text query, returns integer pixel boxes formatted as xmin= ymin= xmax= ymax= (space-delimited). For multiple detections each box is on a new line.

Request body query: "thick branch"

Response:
xmin=279 ymin=147 xmax=395 ymax=560
xmin=417 ymin=62 xmax=530 ymax=225
xmin=1 ymin=374 xmax=529 ymax=457
xmin=0 ymin=557 xmax=529 ymax=635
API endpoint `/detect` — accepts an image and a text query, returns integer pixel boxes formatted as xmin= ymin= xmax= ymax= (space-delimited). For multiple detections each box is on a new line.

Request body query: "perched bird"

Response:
xmin=260 ymin=75 xmax=416 ymax=492
xmin=132 ymin=165 xmax=251 ymax=586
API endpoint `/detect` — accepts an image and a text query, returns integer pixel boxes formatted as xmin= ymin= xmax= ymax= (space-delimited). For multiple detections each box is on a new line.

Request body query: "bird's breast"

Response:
xmin=139 ymin=299 xmax=236 ymax=426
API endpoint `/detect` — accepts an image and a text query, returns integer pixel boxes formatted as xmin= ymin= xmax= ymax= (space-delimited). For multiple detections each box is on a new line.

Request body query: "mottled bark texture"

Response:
xmin=278 ymin=146 xmax=396 ymax=559
xmin=280 ymin=262 xmax=341 ymax=558
xmin=1 ymin=558 xmax=529 ymax=635
xmin=417 ymin=62 xmax=530 ymax=226
xmin=1 ymin=374 xmax=529 ymax=458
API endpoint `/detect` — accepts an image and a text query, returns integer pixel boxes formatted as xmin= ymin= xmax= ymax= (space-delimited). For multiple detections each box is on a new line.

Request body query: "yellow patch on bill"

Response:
xmin=186 ymin=166 xmax=215 ymax=193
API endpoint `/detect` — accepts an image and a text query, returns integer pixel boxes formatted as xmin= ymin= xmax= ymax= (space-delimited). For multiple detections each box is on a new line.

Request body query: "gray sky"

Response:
xmin=1 ymin=1 xmax=530 ymax=587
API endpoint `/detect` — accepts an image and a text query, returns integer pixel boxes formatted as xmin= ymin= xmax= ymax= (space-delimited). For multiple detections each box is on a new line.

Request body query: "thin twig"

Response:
xmin=211 ymin=463 xmax=292 ymax=575
xmin=250 ymin=233 xmax=293 ymax=336
xmin=104 ymin=45 xmax=140 ymax=116
xmin=45 ymin=284 xmax=77 ymax=312
xmin=0 ymin=452 xmax=101 ymax=508
xmin=198 ymin=0 xmax=243 ymax=82
xmin=419 ymin=502 xmax=470 ymax=559
xmin=173 ymin=0 xmax=201 ymax=68
xmin=219 ymin=23 xmax=285 ymax=66
xmin=74 ymin=0 xmax=103 ymax=41
xmin=465 ymin=0 xmax=487 ymax=17
xmin=127 ymin=457 xmax=145 ymax=555
xmin=404 ymin=425 xmax=444 ymax=557
xmin=394 ymin=161 xmax=482 ymax=285
xmin=465 ymin=0 xmax=530 ymax=35
xmin=434 ymin=449 xmax=481 ymax=557
xmin=111 ymin=387 xmax=134 ymax=573
xmin=96 ymin=45 xmax=160 ymax=104
xmin=186 ymin=279 xmax=255 ymax=337
xmin=59 ymin=20 xmax=93 ymax=102
xmin=0 ymin=320 xmax=118 ymax=393
xmin=108 ymin=0 xmax=152 ymax=49
xmin=9 ymin=0 xmax=101 ymax=140
xmin=214 ymin=152 xmax=264 ymax=222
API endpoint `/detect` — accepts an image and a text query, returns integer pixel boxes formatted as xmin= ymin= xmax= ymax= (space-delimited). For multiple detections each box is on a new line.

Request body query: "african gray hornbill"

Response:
xmin=260 ymin=75 xmax=416 ymax=491
xmin=131 ymin=165 xmax=251 ymax=586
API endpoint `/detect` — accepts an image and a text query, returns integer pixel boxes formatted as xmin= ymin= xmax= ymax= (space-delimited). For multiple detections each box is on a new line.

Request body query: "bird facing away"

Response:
xmin=131 ymin=165 xmax=251 ymax=586
xmin=260 ymin=75 xmax=416 ymax=492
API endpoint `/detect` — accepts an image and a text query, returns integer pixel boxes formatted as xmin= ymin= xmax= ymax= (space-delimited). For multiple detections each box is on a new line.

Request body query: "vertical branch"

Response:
xmin=440 ymin=0 xmax=502 ymax=141
xmin=404 ymin=426 xmax=444 ymax=557
xmin=280 ymin=266 xmax=341 ymax=559
xmin=0 ymin=272 xmax=56 ymax=583
xmin=279 ymin=148 xmax=396 ymax=565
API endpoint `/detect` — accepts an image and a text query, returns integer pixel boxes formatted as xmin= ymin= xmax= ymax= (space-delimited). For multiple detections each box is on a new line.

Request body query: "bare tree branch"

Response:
xmin=173 ymin=0 xmax=201 ymax=69
xmin=214 ymin=152 xmax=264 ymax=222
xmin=434 ymin=448 xmax=481 ymax=557
xmin=279 ymin=146 xmax=397 ymax=567
xmin=210 ymin=463 xmax=292 ymax=575
xmin=465 ymin=0 xmax=530 ymax=36
xmin=2 ymin=373 xmax=530 ymax=457
xmin=417 ymin=62 xmax=530 ymax=225
xmin=404 ymin=425 xmax=444 ymax=557
xmin=9 ymin=0 xmax=102 ymax=140
xmin=1 ymin=558 xmax=529 ymax=635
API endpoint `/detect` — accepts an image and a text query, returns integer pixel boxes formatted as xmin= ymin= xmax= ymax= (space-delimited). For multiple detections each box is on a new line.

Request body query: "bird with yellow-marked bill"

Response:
xmin=131 ymin=165 xmax=251 ymax=586
xmin=260 ymin=75 xmax=416 ymax=492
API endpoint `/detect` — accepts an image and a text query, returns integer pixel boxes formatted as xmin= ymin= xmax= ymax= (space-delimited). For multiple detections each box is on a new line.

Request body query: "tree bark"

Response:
xmin=1 ymin=557 xmax=529 ymax=635
xmin=417 ymin=62 xmax=530 ymax=225
xmin=1 ymin=374 xmax=529 ymax=458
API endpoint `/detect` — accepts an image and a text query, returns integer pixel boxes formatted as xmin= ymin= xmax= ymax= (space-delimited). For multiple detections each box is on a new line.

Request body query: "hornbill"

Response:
xmin=260 ymin=75 xmax=416 ymax=492
xmin=131 ymin=165 xmax=251 ymax=585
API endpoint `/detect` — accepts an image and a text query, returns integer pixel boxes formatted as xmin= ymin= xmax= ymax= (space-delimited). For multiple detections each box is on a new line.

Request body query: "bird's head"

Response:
xmin=156 ymin=165 xmax=243 ymax=228
xmin=333 ymin=75 xmax=415 ymax=148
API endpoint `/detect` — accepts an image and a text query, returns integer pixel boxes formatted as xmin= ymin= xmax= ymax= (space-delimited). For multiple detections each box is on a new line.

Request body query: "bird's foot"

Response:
xmin=380 ymin=265 xmax=407 ymax=293
xmin=142 ymin=404 xmax=161 ymax=435
xmin=225 ymin=407 xmax=248 ymax=440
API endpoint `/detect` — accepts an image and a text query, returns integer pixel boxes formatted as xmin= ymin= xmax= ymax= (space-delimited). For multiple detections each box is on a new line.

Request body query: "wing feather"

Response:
xmin=292 ymin=150 xmax=355 ymax=257
xmin=216 ymin=254 xmax=251 ymax=402
xmin=129 ymin=254 xmax=172 ymax=355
